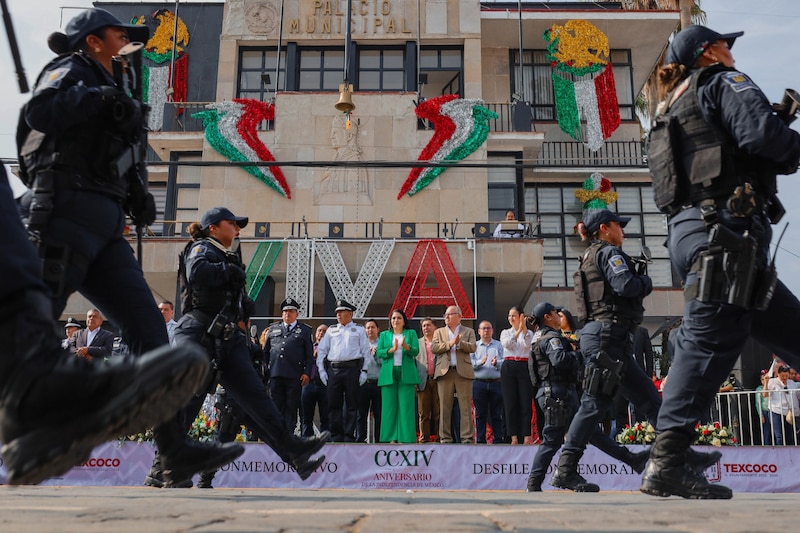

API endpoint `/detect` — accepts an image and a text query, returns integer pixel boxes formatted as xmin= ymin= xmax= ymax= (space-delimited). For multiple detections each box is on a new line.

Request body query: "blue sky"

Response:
xmin=1 ymin=0 xmax=799 ymax=292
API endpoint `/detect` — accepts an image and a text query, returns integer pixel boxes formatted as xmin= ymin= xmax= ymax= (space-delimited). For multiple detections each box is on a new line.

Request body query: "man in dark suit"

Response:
xmin=431 ymin=305 xmax=477 ymax=443
xmin=69 ymin=309 xmax=114 ymax=361
xmin=264 ymin=298 xmax=315 ymax=432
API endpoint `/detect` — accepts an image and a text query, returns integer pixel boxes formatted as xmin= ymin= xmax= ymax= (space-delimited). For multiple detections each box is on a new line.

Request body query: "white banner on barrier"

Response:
xmin=1 ymin=443 xmax=797 ymax=492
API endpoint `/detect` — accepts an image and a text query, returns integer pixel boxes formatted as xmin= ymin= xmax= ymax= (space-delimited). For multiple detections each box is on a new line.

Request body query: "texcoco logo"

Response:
xmin=723 ymin=463 xmax=778 ymax=474
xmin=374 ymin=449 xmax=434 ymax=467
xmin=79 ymin=458 xmax=121 ymax=468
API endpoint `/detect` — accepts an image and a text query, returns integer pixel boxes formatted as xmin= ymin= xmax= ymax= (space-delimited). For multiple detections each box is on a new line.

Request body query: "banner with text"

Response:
xmin=1 ymin=443 xmax=797 ymax=492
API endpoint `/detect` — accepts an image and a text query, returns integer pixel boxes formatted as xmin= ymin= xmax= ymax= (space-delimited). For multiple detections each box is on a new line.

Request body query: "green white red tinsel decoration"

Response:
xmin=192 ymin=99 xmax=290 ymax=198
xmin=399 ymin=95 xmax=498 ymax=199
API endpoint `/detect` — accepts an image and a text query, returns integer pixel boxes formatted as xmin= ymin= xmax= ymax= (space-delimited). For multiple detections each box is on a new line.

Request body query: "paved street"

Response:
xmin=0 ymin=486 xmax=793 ymax=532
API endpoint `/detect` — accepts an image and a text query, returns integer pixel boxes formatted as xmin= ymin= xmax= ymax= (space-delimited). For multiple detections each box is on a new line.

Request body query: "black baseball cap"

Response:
xmin=665 ymin=25 xmax=743 ymax=69
xmin=200 ymin=207 xmax=249 ymax=230
xmin=65 ymin=8 xmax=150 ymax=51
xmin=532 ymin=302 xmax=557 ymax=324
xmin=583 ymin=209 xmax=630 ymax=235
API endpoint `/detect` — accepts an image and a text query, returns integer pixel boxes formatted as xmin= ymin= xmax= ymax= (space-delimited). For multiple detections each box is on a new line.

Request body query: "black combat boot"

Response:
xmin=0 ymin=291 xmax=210 ymax=485
xmin=197 ymin=470 xmax=216 ymax=489
xmin=640 ymin=430 xmax=732 ymax=499
xmin=526 ymin=473 xmax=544 ymax=492
xmin=282 ymin=431 xmax=331 ymax=481
xmin=622 ymin=448 xmax=650 ymax=474
xmin=687 ymin=447 xmax=722 ymax=474
xmin=143 ymin=453 xmax=192 ymax=488
xmin=160 ymin=439 xmax=244 ymax=487
xmin=550 ymin=449 xmax=600 ymax=492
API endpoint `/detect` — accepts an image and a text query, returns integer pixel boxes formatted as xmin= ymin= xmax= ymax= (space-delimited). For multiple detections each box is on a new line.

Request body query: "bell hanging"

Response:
xmin=335 ymin=83 xmax=355 ymax=113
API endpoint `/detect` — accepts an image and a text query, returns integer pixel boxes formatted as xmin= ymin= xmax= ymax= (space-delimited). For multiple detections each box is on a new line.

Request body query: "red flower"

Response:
xmin=624 ymin=424 xmax=630 ymax=429
xmin=635 ymin=423 xmax=642 ymax=431
xmin=702 ymin=429 xmax=710 ymax=436
xmin=714 ymin=422 xmax=721 ymax=429
xmin=628 ymin=434 xmax=635 ymax=441
xmin=206 ymin=420 xmax=212 ymax=428
xmin=695 ymin=423 xmax=701 ymax=429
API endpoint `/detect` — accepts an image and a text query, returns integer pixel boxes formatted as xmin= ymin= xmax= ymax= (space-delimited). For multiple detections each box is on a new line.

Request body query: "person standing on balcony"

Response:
xmin=642 ymin=25 xmax=800 ymax=500
xmin=493 ymin=209 xmax=525 ymax=238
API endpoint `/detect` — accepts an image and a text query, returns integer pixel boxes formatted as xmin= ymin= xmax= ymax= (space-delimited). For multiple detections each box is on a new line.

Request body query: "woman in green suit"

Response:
xmin=377 ymin=309 xmax=420 ymax=443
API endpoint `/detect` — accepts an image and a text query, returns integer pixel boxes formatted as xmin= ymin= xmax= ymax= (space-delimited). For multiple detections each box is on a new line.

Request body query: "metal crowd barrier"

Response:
xmin=712 ymin=389 xmax=800 ymax=446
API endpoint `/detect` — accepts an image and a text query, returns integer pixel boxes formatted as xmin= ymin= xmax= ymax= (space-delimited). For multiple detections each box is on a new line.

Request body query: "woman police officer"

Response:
xmin=16 ymin=7 xmax=240 ymax=486
xmin=549 ymin=210 xmax=663 ymax=492
xmin=641 ymin=25 xmax=800 ymax=499
xmin=164 ymin=207 xmax=329 ymax=483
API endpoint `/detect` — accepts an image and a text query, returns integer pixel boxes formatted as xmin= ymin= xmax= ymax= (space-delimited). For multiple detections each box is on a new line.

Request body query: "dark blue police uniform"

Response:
xmin=641 ymin=25 xmax=800 ymax=499
xmin=20 ymin=34 xmax=163 ymax=356
xmin=175 ymin=237 xmax=293 ymax=455
xmin=265 ymin=316 xmax=314 ymax=432
xmin=549 ymin=221 xmax=660 ymax=492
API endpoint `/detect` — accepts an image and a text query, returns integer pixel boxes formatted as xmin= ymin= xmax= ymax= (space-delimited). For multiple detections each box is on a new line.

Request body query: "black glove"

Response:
xmin=228 ymin=264 xmax=247 ymax=287
xmin=127 ymin=190 xmax=156 ymax=226
xmin=635 ymin=261 xmax=647 ymax=276
xmin=95 ymin=86 xmax=142 ymax=135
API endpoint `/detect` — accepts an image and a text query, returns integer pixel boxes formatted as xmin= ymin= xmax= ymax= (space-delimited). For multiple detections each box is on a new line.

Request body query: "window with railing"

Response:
xmin=523 ymin=183 xmax=675 ymax=288
xmin=512 ymin=49 xmax=635 ymax=121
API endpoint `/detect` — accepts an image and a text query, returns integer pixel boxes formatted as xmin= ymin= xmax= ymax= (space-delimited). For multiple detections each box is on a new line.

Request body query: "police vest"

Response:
xmin=179 ymin=239 xmax=240 ymax=319
xmin=574 ymin=241 xmax=644 ymax=327
xmin=17 ymin=53 xmax=132 ymax=201
xmin=647 ymin=65 xmax=776 ymax=215
xmin=530 ymin=328 xmax=574 ymax=388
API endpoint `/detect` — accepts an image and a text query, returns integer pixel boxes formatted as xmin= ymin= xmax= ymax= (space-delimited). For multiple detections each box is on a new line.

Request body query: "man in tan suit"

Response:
xmin=431 ymin=306 xmax=477 ymax=443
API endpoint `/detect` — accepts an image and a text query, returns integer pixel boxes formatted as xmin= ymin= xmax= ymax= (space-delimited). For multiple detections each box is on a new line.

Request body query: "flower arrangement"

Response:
xmin=616 ymin=421 xmax=656 ymax=445
xmin=117 ymin=428 xmax=155 ymax=446
xmin=617 ymin=420 xmax=737 ymax=447
xmin=189 ymin=412 xmax=219 ymax=443
xmin=694 ymin=422 xmax=737 ymax=446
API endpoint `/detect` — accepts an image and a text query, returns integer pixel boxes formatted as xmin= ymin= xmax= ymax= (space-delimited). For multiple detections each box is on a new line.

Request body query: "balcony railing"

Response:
xmin=536 ymin=140 xmax=645 ymax=167
xmin=161 ymin=102 xmax=274 ymax=132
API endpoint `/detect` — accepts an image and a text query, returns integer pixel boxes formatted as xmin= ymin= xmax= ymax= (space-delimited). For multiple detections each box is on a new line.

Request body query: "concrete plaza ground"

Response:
xmin=0 ymin=486 xmax=794 ymax=532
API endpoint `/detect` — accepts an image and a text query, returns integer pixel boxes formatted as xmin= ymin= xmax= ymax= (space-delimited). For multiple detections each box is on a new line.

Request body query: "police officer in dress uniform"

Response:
xmin=15 ymin=8 xmax=236 ymax=486
xmin=156 ymin=207 xmax=330 ymax=484
xmin=265 ymin=298 xmax=314 ymax=433
xmin=641 ymin=25 xmax=800 ymax=499
xmin=316 ymin=300 xmax=371 ymax=442
xmin=550 ymin=210 xmax=663 ymax=492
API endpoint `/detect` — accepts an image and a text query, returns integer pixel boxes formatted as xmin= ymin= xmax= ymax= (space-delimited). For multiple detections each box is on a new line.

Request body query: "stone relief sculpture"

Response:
xmin=314 ymin=115 xmax=373 ymax=205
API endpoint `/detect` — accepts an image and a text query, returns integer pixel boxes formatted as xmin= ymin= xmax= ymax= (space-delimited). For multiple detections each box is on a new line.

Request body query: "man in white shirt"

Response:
xmin=768 ymin=365 xmax=800 ymax=445
xmin=159 ymin=301 xmax=178 ymax=346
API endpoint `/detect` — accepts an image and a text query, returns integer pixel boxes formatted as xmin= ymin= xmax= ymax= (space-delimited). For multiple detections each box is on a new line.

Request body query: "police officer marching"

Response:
xmin=527 ymin=302 xmax=654 ymax=492
xmin=149 ymin=206 xmax=329 ymax=485
xmin=642 ymin=25 xmax=800 ymax=500
xmin=13 ymin=7 xmax=227 ymax=486
xmin=550 ymin=210 xmax=662 ymax=492
xmin=265 ymin=298 xmax=315 ymax=433
xmin=316 ymin=300 xmax=371 ymax=442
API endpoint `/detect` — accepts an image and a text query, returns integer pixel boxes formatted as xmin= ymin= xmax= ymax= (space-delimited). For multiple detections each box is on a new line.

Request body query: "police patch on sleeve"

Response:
xmin=188 ymin=244 xmax=205 ymax=258
xmin=607 ymin=255 xmax=629 ymax=274
xmin=548 ymin=338 xmax=563 ymax=351
xmin=35 ymin=68 xmax=70 ymax=93
xmin=721 ymin=72 xmax=756 ymax=93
